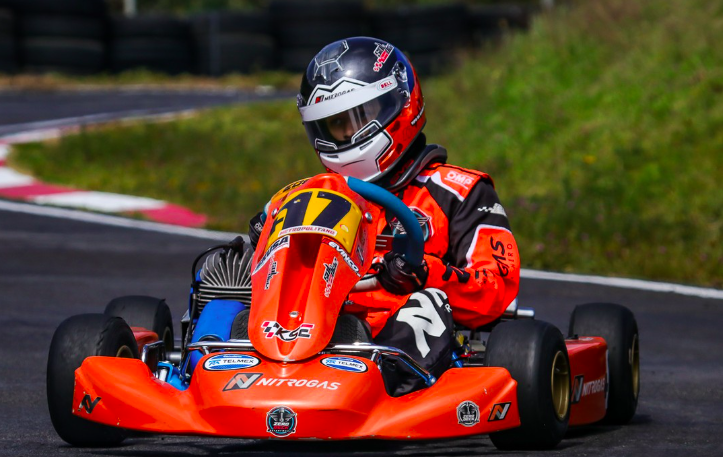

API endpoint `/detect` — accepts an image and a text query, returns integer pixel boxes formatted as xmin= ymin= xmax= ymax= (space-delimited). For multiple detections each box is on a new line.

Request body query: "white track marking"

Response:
xmin=0 ymin=198 xmax=235 ymax=241
xmin=520 ymin=269 xmax=723 ymax=300
xmin=0 ymin=168 xmax=35 ymax=187
xmin=32 ymin=191 xmax=167 ymax=212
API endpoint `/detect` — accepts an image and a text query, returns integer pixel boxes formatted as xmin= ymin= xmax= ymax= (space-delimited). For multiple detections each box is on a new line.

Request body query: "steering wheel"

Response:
xmin=346 ymin=177 xmax=424 ymax=292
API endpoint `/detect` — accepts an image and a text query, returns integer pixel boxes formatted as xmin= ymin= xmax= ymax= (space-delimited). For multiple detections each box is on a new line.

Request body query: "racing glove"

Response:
xmin=248 ymin=211 xmax=266 ymax=249
xmin=377 ymin=251 xmax=429 ymax=296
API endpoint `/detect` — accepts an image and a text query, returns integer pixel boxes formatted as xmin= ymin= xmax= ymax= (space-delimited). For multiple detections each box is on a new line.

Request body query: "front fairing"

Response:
xmin=249 ymin=174 xmax=379 ymax=362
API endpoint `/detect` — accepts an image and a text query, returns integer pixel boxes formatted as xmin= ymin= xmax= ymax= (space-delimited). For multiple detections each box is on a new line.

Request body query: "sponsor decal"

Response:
xmin=267 ymin=406 xmax=297 ymax=437
xmin=389 ymin=207 xmax=432 ymax=241
xmin=326 ymin=239 xmax=361 ymax=277
xmin=488 ymin=402 xmax=512 ymax=421
xmin=490 ymin=237 xmax=510 ymax=277
xmin=223 ymin=372 xmax=263 ymax=391
xmin=373 ymin=42 xmax=394 ymax=72
xmin=457 ymin=401 xmax=480 ymax=427
xmin=262 ymin=321 xmax=314 ymax=341
xmin=321 ymin=356 xmax=368 ymax=373
xmin=313 ymin=40 xmax=349 ymax=81
xmin=308 ymin=78 xmax=366 ymax=107
xmin=477 ymin=203 xmax=507 ymax=217
xmin=204 ymin=354 xmax=261 ymax=371
xmin=572 ymin=374 xmax=584 ymax=403
xmin=411 ymin=103 xmax=425 ymax=126
xmin=444 ymin=170 xmax=475 ymax=189
xmin=323 ymin=257 xmax=339 ymax=297
xmin=265 ymin=260 xmax=278 ymax=290
xmin=79 ymin=395 xmax=101 ymax=414
xmin=257 ymin=377 xmax=341 ymax=390
xmin=581 ymin=376 xmax=606 ymax=397
xmin=378 ymin=79 xmax=393 ymax=90
xmin=253 ymin=235 xmax=289 ymax=275
xmin=279 ymin=225 xmax=337 ymax=237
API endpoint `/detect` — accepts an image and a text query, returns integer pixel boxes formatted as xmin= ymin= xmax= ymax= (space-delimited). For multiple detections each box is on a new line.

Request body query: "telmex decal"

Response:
xmin=326 ymin=240 xmax=361 ymax=276
xmin=321 ymin=356 xmax=368 ymax=373
xmin=204 ymin=354 xmax=261 ymax=371
xmin=253 ymin=235 xmax=289 ymax=275
xmin=257 ymin=378 xmax=341 ymax=390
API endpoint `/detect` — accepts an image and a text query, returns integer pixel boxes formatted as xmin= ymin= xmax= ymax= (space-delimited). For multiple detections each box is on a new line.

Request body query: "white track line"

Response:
xmin=1 ymin=198 xmax=720 ymax=300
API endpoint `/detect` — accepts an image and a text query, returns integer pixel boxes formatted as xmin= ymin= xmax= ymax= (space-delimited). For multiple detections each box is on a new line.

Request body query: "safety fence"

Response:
xmin=0 ymin=0 xmax=531 ymax=76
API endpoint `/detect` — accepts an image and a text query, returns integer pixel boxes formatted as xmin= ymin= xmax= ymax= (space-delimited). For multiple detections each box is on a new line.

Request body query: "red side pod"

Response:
xmin=567 ymin=336 xmax=608 ymax=426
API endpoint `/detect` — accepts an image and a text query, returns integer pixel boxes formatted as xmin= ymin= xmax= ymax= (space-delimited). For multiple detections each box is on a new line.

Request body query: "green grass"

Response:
xmin=10 ymin=0 xmax=722 ymax=287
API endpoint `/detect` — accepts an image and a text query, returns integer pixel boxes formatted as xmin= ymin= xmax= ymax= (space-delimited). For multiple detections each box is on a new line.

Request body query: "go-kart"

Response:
xmin=47 ymin=173 xmax=640 ymax=450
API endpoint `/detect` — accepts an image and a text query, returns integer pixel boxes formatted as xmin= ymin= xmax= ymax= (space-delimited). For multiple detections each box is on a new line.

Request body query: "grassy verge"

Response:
xmin=10 ymin=0 xmax=722 ymax=287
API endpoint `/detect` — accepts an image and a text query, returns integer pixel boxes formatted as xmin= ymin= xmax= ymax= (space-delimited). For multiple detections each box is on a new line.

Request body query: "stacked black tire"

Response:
xmin=270 ymin=0 xmax=365 ymax=73
xmin=110 ymin=15 xmax=194 ymax=75
xmin=10 ymin=0 xmax=107 ymax=74
xmin=369 ymin=3 xmax=468 ymax=76
xmin=0 ymin=6 xmax=14 ymax=73
xmin=193 ymin=10 xmax=274 ymax=76
xmin=469 ymin=4 xmax=531 ymax=45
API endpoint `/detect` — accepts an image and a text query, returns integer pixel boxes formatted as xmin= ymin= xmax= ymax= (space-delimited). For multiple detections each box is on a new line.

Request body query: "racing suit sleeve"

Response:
xmin=424 ymin=181 xmax=520 ymax=329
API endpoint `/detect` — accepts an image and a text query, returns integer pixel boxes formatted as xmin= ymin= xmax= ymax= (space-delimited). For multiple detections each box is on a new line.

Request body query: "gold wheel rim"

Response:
xmin=115 ymin=345 xmax=134 ymax=358
xmin=551 ymin=350 xmax=571 ymax=421
xmin=631 ymin=333 xmax=640 ymax=400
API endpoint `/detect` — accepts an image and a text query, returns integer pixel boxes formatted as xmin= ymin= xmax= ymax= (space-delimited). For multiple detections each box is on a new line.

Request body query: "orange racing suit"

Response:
xmin=348 ymin=161 xmax=521 ymax=337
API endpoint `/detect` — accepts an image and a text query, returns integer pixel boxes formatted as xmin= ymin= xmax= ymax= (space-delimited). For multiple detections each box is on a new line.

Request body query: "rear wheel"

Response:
xmin=486 ymin=320 xmax=570 ymax=450
xmin=568 ymin=302 xmax=639 ymax=424
xmin=104 ymin=295 xmax=174 ymax=353
xmin=47 ymin=313 xmax=139 ymax=447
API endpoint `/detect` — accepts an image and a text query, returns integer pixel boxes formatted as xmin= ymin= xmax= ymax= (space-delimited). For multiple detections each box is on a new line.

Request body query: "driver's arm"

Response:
xmin=424 ymin=179 xmax=520 ymax=329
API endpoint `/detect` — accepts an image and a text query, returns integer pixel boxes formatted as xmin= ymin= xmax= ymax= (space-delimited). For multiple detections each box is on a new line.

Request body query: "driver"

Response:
xmin=249 ymin=37 xmax=520 ymax=396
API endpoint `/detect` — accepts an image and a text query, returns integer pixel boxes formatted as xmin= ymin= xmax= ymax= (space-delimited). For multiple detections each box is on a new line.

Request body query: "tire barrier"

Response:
xmin=110 ymin=15 xmax=194 ymax=75
xmin=270 ymin=0 xmax=366 ymax=72
xmin=0 ymin=8 xmax=15 ymax=74
xmin=0 ymin=0 xmax=534 ymax=77
xmin=193 ymin=11 xmax=274 ymax=76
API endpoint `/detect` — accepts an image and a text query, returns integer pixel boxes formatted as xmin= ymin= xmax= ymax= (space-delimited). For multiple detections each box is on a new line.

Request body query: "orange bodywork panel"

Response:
xmin=566 ymin=337 xmax=608 ymax=426
xmin=72 ymin=353 xmax=520 ymax=439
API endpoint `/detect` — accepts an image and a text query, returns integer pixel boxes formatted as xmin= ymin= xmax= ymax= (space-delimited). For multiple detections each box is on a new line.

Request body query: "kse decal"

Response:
xmin=262 ymin=321 xmax=314 ymax=341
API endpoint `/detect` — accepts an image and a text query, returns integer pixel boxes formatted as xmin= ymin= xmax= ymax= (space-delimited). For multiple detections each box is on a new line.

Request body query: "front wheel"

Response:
xmin=568 ymin=302 xmax=639 ymax=424
xmin=486 ymin=320 xmax=571 ymax=450
xmin=47 ymin=313 xmax=139 ymax=447
xmin=104 ymin=295 xmax=174 ymax=353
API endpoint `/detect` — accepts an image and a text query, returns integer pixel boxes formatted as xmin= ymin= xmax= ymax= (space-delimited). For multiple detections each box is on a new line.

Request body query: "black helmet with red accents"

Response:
xmin=297 ymin=36 xmax=427 ymax=186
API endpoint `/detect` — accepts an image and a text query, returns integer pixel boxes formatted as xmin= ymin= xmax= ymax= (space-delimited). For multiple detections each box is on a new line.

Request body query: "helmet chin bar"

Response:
xmin=318 ymin=130 xmax=393 ymax=182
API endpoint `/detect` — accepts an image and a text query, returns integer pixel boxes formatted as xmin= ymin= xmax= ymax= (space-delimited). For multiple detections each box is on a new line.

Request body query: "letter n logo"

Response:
xmin=488 ymin=402 xmax=511 ymax=421
xmin=571 ymin=374 xmax=584 ymax=404
xmin=223 ymin=373 xmax=263 ymax=391
xmin=79 ymin=394 xmax=101 ymax=414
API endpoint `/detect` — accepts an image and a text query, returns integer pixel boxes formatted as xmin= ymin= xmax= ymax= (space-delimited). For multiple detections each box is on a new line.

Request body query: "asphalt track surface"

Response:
xmin=0 ymin=91 xmax=721 ymax=456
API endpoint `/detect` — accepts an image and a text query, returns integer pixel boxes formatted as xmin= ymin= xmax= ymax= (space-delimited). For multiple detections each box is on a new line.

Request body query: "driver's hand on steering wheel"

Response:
xmin=377 ymin=251 xmax=429 ymax=295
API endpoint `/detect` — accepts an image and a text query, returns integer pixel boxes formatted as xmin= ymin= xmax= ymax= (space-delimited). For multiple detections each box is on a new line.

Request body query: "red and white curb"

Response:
xmin=0 ymin=122 xmax=207 ymax=227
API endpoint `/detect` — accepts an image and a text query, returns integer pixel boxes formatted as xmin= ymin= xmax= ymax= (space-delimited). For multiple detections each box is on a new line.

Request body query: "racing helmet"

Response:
xmin=297 ymin=37 xmax=427 ymax=184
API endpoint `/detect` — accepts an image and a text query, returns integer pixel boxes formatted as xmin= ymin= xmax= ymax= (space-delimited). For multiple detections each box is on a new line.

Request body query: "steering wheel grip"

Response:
xmin=346 ymin=177 xmax=424 ymax=267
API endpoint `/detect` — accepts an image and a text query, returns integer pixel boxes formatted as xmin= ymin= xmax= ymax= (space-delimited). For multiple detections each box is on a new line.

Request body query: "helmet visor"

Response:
xmin=303 ymin=89 xmax=407 ymax=153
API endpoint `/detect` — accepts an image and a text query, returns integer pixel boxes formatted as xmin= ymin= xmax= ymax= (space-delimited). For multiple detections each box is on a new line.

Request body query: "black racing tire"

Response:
xmin=110 ymin=38 xmax=193 ymax=74
xmin=279 ymin=47 xmax=318 ymax=72
xmin=331 ymin=314 xmax=372 ymax=344
xmin=191 ymin=10 xmax=270 ymax=36
xmin=486 ymin=320 xmax=571 ymax=450
xmin=104 ymin=295 xmax=174 ymax=353
xmin=20 ymin=37 xmax=104 ymax=73
xmin=195 ymin=33 xmax=274 ymax=75
xmin=0 ymin=8 xmax=13 ymax=36
xmin=111 ymin=15 xmax=191 ymax=40
xmin=47 ymin=313 xmax=139 ymax=447
xmin=230 ymin=308 xmax=250 ymax=340
xmin=2 ymin=0 xmax=107 ymax=17
xmin=276 ymin=21 xmax=363 ymax=48
xmin=0 ymin=37 xmax=15 ymax=74
xmin=568 ymin=302 xmax=640 ymax=424
xmin=19 ymin=14 xmax=107 ymax=40
xmin=270 ymin=0 xmax=364 ymax=23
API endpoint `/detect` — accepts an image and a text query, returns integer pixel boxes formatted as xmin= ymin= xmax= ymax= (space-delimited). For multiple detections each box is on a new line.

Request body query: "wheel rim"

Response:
xmin=551 ymin=350 xmax=571 ymax=421
xmin=115 ymin=345 xmax=134 ymax=358
xmin=631 ymin=333 xmax=640 ymax=400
